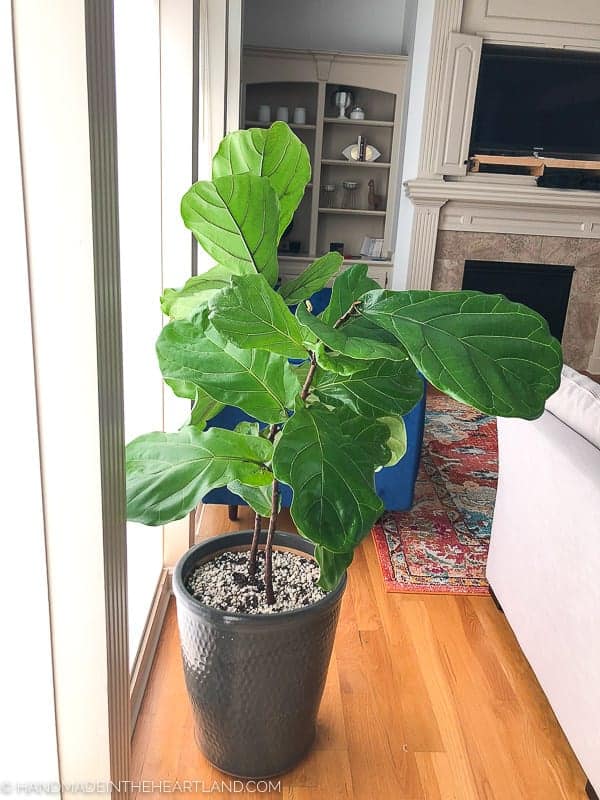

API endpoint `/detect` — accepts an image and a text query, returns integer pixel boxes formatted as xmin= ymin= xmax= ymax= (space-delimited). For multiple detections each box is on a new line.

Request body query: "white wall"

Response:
xmin=393 ymin=0 xmax=436 ymax=289
xmin=2 ymin=3 xmax=60 ymax=786
xmin=12 ymin=0 xmax=115 ymax=791
xmin=244 ymin=0 xmax=408 ymax=54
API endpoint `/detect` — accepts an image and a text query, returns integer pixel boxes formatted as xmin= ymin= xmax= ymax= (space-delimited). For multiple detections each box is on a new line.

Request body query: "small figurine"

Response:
xmin=368 ymin=179 xmax=383 ymax=211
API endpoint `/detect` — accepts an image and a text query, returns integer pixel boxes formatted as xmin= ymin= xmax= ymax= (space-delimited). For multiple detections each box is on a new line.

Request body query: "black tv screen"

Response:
xmin=470 ymin=44 xmax=600 ymax=160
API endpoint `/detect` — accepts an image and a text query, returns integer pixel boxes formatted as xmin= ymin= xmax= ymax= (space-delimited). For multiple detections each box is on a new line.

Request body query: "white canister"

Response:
xmin=257 ymin=104 xmax=271 ymax=123
xmin=293 ymin=107 xmax=307 ymax=125
xmin=276 ymin=106 xmax=289 ymax=122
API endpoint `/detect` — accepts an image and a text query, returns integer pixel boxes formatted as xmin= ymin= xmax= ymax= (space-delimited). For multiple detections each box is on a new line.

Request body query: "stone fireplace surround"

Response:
xmin=431 ymin=230 xmax=600 ymax=372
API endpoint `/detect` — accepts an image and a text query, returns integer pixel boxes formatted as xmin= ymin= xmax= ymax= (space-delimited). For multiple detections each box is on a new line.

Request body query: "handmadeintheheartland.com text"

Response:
xmin=0 ymin=781 xmax=282 ymax=795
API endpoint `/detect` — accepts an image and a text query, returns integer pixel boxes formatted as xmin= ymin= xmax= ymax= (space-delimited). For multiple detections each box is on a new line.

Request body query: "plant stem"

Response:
xmin=263 ymin=301 xmax=361 ymax=602
xmin=262 ymin=423 xmax=280 ymax=604
xmin=299 ymin=303 xmax=360 ymax=404
xmin=248 ymin=513 xmax=261 ymax=575
xmin=264 ymin=477 xmax=280 ymax=605
xmin=333 ymin=300 xmax=361 ymax=329
xmin=300 ymin=353 xmax=318 ymax=401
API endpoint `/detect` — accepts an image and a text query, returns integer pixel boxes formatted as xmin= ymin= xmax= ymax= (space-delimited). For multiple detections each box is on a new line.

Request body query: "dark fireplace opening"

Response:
xmin=462 ymin=260 xmax=574 ymax=342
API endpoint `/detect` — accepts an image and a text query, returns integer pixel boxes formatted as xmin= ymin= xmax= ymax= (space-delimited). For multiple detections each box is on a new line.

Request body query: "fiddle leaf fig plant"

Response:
xmin=125 ymin=122 xmax=563 ymax=601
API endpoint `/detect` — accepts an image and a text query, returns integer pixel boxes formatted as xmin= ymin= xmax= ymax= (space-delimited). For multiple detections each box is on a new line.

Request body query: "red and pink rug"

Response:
xmin=372 ymin=392 xmax=497 ymax=595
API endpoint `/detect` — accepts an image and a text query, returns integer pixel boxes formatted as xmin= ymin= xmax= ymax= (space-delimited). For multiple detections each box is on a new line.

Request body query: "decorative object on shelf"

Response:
xmin=368 ymin=179 xmax=383 ymax=211
xmin=258 ymin=104 xmax=271 ymax=123
xmin=322 ymin=183 xmax=337 ymax=208
xmin=329 ymin=241 xmax=344 ymax=255
xmin=276 ymin=106 xmax=289 ymax=122
xmin=293 ymin=107 xmax=307 ymax=125
xmin=332 ymin=87 xmax=353 ymax=119
xmin=360 ymin=236 xmax=385 ymax=260
xmin=357 ymin=135 xmax=366 ymax=162
xmin=350 ymin=106 xmax=365 ymax=120
xmin=341 ymin=180 xmax=359 ymax=209
xmin=289 ymin=240 xmax=302 ymax=254
xmin=342 ymin=141 xmax=381 ymax=162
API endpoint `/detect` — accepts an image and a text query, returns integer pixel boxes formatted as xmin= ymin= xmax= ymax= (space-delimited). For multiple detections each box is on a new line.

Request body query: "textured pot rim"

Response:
xmin=173 ymin=530 xmax=347 ymax=627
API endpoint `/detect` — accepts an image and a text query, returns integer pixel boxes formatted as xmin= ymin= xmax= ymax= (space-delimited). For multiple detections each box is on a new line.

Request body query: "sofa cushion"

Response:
xmin=545 ymin=365 xmax=600 ymax=448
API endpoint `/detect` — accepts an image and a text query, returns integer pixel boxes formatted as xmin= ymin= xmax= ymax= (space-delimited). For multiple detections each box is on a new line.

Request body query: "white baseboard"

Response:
xmin=130 ymin=568 xmax=172 ymax=732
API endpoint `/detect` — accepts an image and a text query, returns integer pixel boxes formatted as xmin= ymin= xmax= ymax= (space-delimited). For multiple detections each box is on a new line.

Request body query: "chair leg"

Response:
xmin=228 ymin=504 xmax=239 ymax=521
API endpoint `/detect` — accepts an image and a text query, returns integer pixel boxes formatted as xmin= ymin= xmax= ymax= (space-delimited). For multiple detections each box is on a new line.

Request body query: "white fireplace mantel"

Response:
xmin=405 ymin=176 xmax=600 ymax=239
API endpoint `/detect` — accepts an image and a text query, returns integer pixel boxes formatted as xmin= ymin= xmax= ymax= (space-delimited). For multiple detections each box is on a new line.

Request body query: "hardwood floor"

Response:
xmin=132 ymin=504 xmax=587 ymax=799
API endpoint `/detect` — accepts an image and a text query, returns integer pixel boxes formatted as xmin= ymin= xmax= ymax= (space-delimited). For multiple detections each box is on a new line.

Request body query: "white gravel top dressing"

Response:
xmin=186 ymin=549 xmax=328 ymax=614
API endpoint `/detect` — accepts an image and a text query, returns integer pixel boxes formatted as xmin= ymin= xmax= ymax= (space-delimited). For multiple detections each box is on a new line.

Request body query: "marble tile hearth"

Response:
xmin=432 ymin=231 xmax=600 ymax=372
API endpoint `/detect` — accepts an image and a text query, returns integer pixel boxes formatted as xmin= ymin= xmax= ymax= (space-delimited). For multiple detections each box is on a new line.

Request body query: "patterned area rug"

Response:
xmin=372 ymin=392 xmax=497 ymax=595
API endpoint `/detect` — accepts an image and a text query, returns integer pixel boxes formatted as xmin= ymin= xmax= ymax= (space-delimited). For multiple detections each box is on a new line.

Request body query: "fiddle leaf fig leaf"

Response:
xmin=315 ymin=546 xmax=353 ymax=591
xmin=312 ymin=358 xmax=423 ymax=418
xmin=278 ymin=252 xmax=343 ymax=305
xmin=227 ymin=480 xmax=275 ymax=518
xmin=378 ymin=415 xmax=407 ymax=467
xmin=314 ymin=343 xmax=368 ymax=376
xmin=181 ymin=173 xmax=279 ymax=285
xmin=336 ymin=410 xmax=392 ymax=473
xmin=360 ymin=290 xmax=562 ymax=419
xmin=233 ymin=420 xmax=261 ymax=437
xmin=183 ymin=389 xmax=224 ymax=430
xmin=164 ymin=377 xmax=197 ymax=401
xmin=156 ymin=310 xmax=300 ymax=423
xmin=161 ymin=264 xmax=251 ymax=321
xmin=272 ymin=402 xmax=384 ymax=553
xmin=296 ymin=300 xmax=408 ymax=361
xmin=321 ymin=263 xmax=379 ymax=324
xmin=212 ymin=122 xmax=311 ymax=240
xmin=126 ymin=426 xmax=273 ymax=525
xmin=208 ymin=274 xmax=308 ymax=358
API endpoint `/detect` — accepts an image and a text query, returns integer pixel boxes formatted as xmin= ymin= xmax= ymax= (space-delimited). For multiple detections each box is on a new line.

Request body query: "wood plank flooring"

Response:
xmin=132 ymin=504 xmax=587 ymax=799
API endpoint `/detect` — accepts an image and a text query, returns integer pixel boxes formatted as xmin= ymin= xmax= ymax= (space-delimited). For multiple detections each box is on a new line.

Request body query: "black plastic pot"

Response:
xmin=172 ymin=530 xmax=347 ymax=778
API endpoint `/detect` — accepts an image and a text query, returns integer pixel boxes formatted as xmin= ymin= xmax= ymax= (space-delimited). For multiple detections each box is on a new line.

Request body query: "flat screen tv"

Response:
xmin=470 ymin=44 xmax=600 ymax=160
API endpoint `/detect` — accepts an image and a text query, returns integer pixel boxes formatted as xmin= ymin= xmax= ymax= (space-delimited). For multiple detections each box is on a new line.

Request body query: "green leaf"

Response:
xmin=161 ymin=264 xmax=251 ymax=321
xmin=378 ymin=415 xmax=407 ymax=467
xmin=336 ymin=410 xmax=392 ymax=473
xmin=233 ymin=420 xmax=261 ymax=437
xmin=212 ymin=122 xmax=311 ymax=240
xmin=315 ymin=546 xmax=353 ymax=591
xmin=314 ymin=343 xmax=367 ymax=376
xmin=296 ymin=300 xmax=408 ymax=362
xmin=278 ymin=252 xmax=343 ymax=305
xmin=312 ymin=358 xmax=423 ymax=418
xmin=126 ymin=426 xmax=273 ymax=525
xmin=227 ymin=480 xmax=274 ymax=518
xmin=321 ymin=263 xmax=379 ymax=324
xmin=208 ymin=274 xmax=307 ymax=358
xmin=156 ymin=309 xmax=300 ymax=423
xmin=181 ymin=173 xmax=279 ymax=286
xmin=360 ymin=290 xmax=562 ymax=419
xmin=164 ymin=377 xmax=196 ymax=401
xmin=272 ymin=402 xmax=383 ymax=552
xmin=184 ymin=389 xmax=224 ymax=430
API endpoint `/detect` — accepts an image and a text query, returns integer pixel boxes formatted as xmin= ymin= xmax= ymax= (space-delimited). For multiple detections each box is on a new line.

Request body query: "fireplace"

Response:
xmin=462 ymin=260 xmax=574 ymax=342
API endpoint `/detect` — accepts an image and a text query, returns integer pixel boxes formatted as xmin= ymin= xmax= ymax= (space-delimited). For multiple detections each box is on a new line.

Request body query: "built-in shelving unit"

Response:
xmin=318 ymin=207 xmax=387 ymax=217
xmin=323 ymin=117 xmax=394 ymax=128
xmin=242 ymin=46 xmax=408 ymax=286
xmin=245 ymin=120 xmax=317 ymax=131
xmin=321 ymin=158 xmax=391 ymax=169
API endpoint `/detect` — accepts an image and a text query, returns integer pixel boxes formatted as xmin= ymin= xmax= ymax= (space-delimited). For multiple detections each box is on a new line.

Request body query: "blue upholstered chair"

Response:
xmin=202 ymin=288 xmax=426 ymax=519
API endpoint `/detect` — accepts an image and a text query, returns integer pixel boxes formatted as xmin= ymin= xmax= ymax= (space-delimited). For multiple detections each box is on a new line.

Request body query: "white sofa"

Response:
xmin=487 ymin=366 xmax=600 ymax=795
